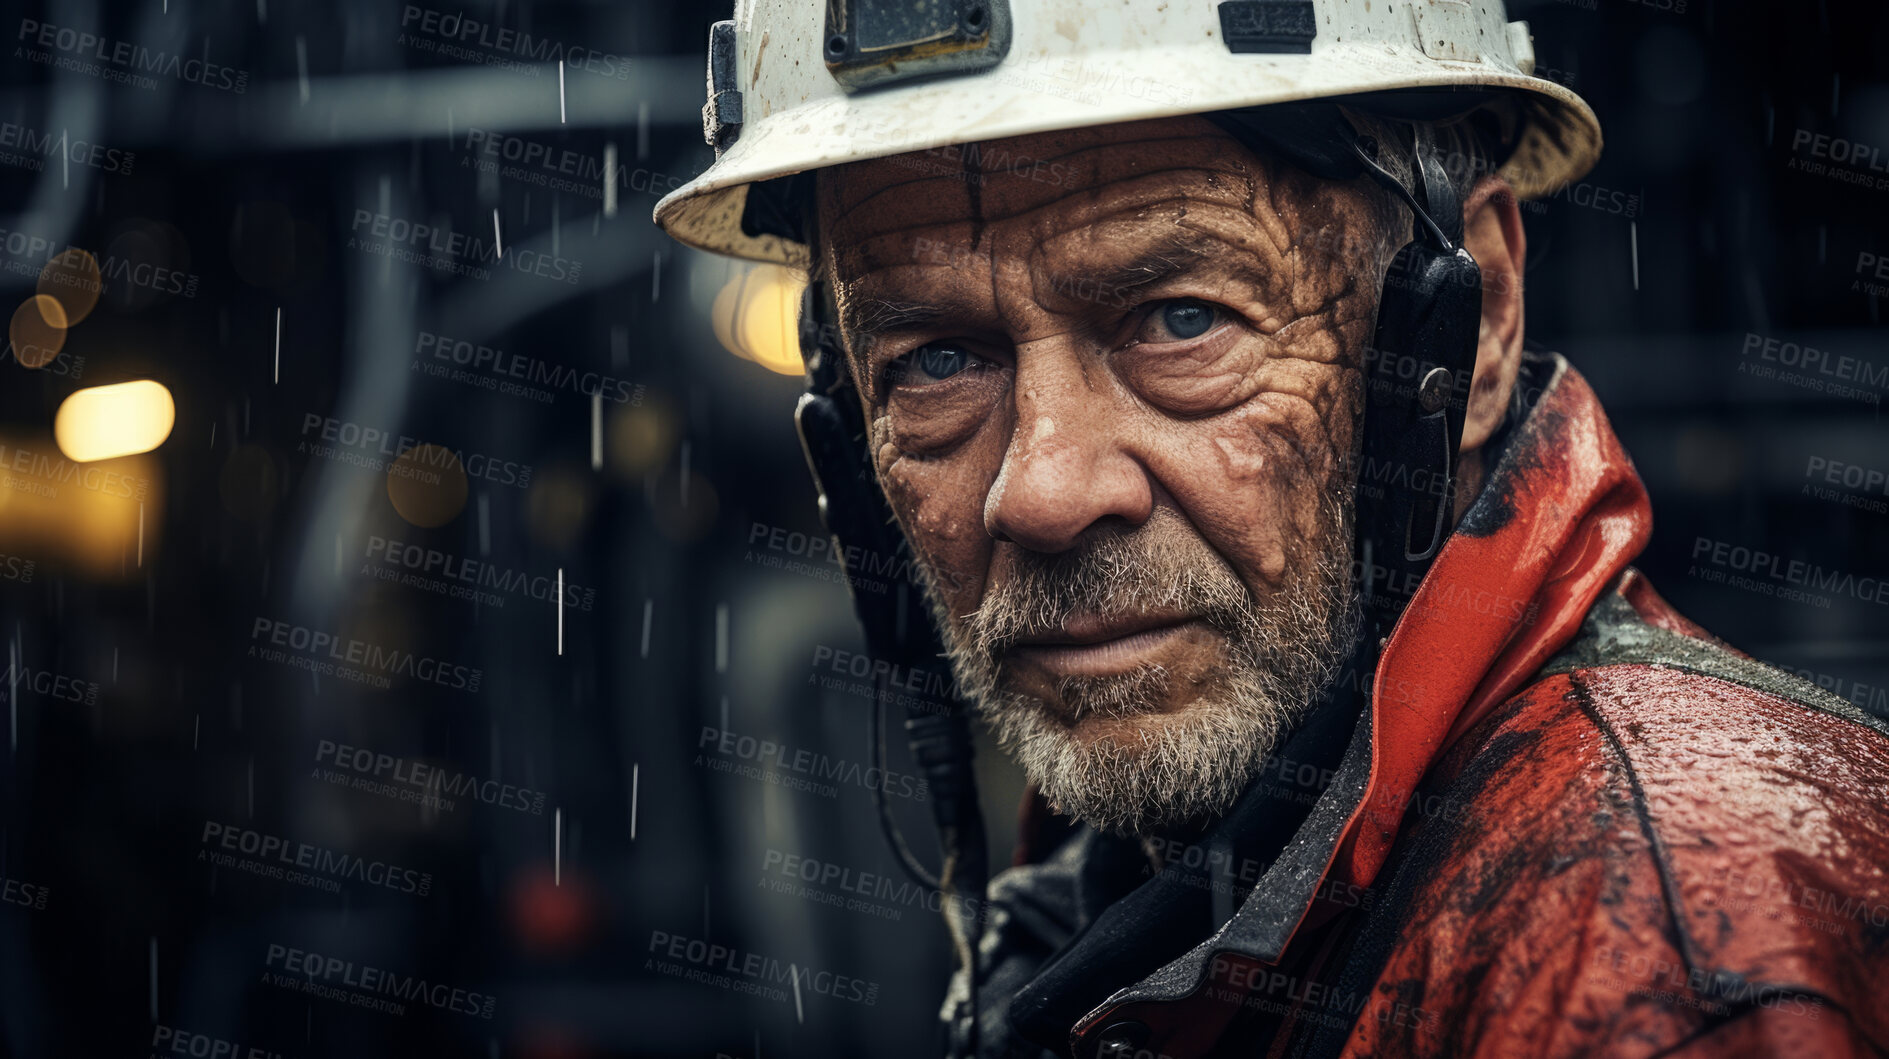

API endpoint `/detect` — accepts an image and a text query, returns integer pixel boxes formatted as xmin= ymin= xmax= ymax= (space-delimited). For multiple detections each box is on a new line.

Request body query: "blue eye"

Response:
xmin=1160 ymin=301 xmax=1216 ymax=340
xmin=917 ymin=344 xmax=970 ymax=379
xmin=889 ymin=342 xmax=977 ymax=386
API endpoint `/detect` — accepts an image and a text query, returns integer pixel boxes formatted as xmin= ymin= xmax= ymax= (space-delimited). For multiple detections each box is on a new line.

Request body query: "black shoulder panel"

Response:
xmin=1538 ymin=591 xmax=1889 ymax=740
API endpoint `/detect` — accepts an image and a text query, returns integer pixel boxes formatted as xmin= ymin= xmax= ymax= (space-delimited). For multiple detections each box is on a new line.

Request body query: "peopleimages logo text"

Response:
xmin=0 ymin=227 xmax=199 ymax=299
xmin=265 ymin=943 xmax=495 ymax=1018
xmin=0 ymin=121 xmax=134 ymax=174
xmin=415 ymin=330 xmax=638 ymax=404
xmin=348 ymin=210 xmax=582 ymax=285
xmin=201 ymin=821 xmax=433 ymax=896
xmin=16 ymin=19 xmax=250 ymax=93
xmin=299 ymin=412 xmax=532 ymax=488
xmin=316 ymin=740 xmax=548 ymax=815
xmin=365 ymin=534 xmax=596 ymax=611
xmin=398 ymin=5 xmax=633 ymax=79
xmin=1690 ymin=538 xmax=1889 ymax=607
xmin=1740 ymin=333 xmax=1889 ymax=389
xmin=250 ymin=617 xmax=484 ymax=692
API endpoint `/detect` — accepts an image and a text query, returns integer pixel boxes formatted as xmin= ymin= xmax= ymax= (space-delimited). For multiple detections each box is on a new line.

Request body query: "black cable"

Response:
xmin=871 ymin=669 xmax=944 ymax=891
xmin=868 ymin=669 xmax=985 ymax=1056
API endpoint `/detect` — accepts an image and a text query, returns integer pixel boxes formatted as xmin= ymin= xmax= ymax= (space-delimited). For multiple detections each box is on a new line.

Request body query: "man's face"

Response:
xmin=817 ymin=116 xmax=1384 ymax=835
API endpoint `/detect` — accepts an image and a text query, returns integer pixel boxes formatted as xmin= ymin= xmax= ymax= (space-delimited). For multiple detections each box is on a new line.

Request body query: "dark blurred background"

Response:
xmin=0 ymin=0 xmax=1882 ymax=1056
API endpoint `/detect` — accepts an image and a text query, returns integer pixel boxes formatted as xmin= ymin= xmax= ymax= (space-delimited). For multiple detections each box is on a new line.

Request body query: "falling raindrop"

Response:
xmin=591 ymin=391 xmax=603 ymax=471
xmin=603 ymin=142 xmax=619 ymax=219
xmin=295 ymin=37 xmax=309 ymax=104
xmin=1630 ymin=222 xmax=1640 ymax=291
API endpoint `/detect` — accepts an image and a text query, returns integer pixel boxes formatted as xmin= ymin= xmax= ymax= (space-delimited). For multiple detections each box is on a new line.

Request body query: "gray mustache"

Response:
xmin=966 ymin=533 xmax=1257 ymax=657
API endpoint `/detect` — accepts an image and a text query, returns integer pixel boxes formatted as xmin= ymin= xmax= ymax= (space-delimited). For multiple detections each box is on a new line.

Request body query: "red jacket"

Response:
xmin=965 ymin=354 xmax=1889 ymax=1058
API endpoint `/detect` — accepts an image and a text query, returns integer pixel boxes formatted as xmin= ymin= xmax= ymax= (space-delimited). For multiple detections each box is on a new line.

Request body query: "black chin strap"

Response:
xmin=784 ymin=104 xmax=1482 ymax=1058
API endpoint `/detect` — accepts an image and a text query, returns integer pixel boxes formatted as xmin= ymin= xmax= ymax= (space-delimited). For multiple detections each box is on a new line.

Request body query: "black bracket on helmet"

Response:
xmin=821 ymin=0 xmax=1013 ymax=92
xmin=703 ymin=20 xmax=742 ymax=155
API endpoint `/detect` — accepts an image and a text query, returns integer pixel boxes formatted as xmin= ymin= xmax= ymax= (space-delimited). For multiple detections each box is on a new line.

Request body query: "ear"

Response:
xmin=1457 ymin=175 xmax=1526 ymax=453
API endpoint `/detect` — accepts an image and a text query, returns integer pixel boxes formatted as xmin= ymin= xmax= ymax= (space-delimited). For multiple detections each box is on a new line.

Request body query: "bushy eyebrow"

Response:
xmin=840 ymin=296 xmax=961 ymax=347
xmin=1054 ymin=232 xmax=1215 ymax=305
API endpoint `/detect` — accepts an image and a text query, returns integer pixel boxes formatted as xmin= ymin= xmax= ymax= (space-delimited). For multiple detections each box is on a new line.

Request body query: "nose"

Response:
xmin=984 ymin=353 xmax=1153 ymax=553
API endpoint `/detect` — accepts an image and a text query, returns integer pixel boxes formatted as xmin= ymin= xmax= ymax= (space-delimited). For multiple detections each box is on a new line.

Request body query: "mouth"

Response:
xmin=1007 ymin=613 xmax=1205 ymax=681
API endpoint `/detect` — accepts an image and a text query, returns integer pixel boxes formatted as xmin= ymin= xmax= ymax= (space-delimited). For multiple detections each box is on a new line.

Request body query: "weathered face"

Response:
xmin=816 ymin=115 xmax=1386 ymax=835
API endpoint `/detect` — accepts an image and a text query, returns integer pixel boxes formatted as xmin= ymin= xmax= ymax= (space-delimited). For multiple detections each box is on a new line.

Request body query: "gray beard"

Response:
xmin=914 ymin=497 xmax=1359 ymax=837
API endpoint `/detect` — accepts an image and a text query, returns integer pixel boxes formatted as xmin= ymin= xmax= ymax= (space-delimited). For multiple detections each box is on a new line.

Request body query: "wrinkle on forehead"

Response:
xmin=820 ymin=126 xmax=1383 ymax=296
xmin=820 ymin=123 xmax=1266 ymax=251
xmin=822 ymin=121 xmax=1249 ymax=216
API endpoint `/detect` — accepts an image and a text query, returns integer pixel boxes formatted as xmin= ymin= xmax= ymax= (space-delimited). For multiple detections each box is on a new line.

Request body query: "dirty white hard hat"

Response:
xmin=653 ymin=0 xmax=1602 ymax=267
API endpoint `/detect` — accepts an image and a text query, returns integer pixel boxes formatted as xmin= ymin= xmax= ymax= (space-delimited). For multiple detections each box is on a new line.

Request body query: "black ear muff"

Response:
xmin=1345 ymin=126 xmax=1480 ymax=640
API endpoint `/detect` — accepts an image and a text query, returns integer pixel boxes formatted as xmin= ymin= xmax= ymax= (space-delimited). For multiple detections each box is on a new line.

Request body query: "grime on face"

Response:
xmin=816 ymin=115 xmax=1385 ymax=835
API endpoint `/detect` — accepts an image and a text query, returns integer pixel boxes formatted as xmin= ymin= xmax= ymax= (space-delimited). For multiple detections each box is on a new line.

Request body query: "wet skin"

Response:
xmin=815 ymin=115 xmax=1526 ymax=746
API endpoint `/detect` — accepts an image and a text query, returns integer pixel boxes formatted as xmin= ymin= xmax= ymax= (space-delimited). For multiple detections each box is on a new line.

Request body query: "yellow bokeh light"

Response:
xmin=0 ymin=431 xmax=160 ymax=576
xmin=386 ymin=443 xmax=469 ymax=527
xmin=711 ymin=264 xmax=807 ymax=376
xmin=608 ymin=396 xmax=676 ymax=479
xmin=37 ymin=248 xmax=102 ymax=325
xmin=9 ymin=295 xmax=68 ymax=368
xmin=54 ymin=380 xmax=176 ymax=462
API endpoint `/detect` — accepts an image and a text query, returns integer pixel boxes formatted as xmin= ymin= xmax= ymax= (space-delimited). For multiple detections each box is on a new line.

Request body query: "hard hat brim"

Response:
xmin=655 ymin=43 xmax=1601 ymax=268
